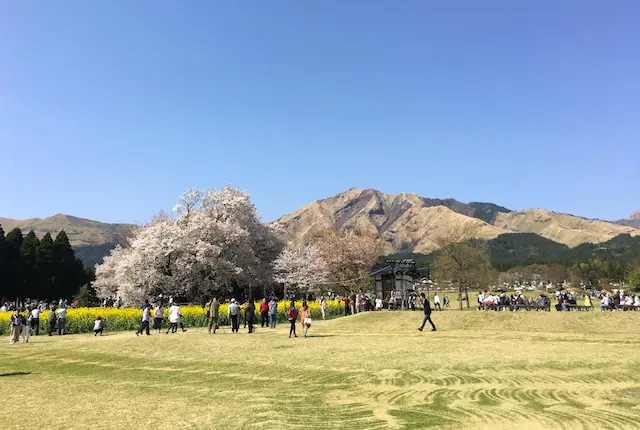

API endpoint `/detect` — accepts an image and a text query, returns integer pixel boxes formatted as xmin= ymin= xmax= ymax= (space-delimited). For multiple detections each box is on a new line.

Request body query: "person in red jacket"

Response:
xmin=287 ymin=301 xmax=298 ymax=338
xmin=259 ymin=298 xmax=269 ymax=328
xmin=342 ymin=296 xmax=351 ymax=316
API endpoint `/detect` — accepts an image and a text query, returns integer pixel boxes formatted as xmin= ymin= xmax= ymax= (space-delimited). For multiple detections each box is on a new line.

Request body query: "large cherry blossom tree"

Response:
xmin=94 ymin=186 xmax=284 ymax=305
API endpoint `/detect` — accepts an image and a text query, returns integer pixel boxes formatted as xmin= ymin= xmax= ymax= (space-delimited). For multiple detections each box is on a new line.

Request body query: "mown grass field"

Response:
xmin=1 ymin=310 xmax=639 ymax=429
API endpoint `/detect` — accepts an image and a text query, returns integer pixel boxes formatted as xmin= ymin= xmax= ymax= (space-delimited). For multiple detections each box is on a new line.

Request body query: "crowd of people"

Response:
xmin=477 ymin=291 xmax=551 ymax=311
xmin=132 ymin=296 xmax=315 ymax=338
xmin=597 ymin=290 xmax=640 ymax=311
xmin=475 ymin=289 xmax=640 ymax=312
xmin=6 ymin=299 xmax=71 ymax=344
xmin=6 ymin=287 xmax=640 ymax=344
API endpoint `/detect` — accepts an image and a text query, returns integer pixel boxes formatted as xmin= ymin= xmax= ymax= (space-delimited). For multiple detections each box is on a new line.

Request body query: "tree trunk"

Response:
xmin=465 ymin=288 xmax=470 ymax=308
xmin=458 ymin=285 xmax=463 ymax=310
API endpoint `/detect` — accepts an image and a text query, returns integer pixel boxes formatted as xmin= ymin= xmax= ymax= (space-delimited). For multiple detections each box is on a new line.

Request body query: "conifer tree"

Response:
xmin=0 ymin=225 xmax=6 ymax=299
xmin=38 ymin=232 xmax=55 ymax=300
xmin=4 ymin=228 xmax=24 ymax=300
xmin=20 ymin=230 xmax=40 ymax=299
xmin=52 ymin=230 xmax=85 ymax=299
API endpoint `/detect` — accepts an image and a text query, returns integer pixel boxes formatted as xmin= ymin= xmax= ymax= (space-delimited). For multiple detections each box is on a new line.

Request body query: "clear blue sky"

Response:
xmin=1 ymin=1 xmax=638 ymax=224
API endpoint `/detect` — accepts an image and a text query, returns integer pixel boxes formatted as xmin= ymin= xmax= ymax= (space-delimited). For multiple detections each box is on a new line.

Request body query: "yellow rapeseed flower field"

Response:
xmin=0 ymin=300 xmax=345 ymax=335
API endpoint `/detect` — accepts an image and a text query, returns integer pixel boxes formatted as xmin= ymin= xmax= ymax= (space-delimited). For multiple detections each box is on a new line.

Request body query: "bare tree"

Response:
xmin=431 ymin=224 xmax=496 ymax=309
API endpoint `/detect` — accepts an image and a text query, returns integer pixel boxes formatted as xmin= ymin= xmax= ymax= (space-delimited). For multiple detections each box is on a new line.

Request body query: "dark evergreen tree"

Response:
xmin=0 ymin=225 xmax=6 ymax=300
xmin=38 ymin=232 xmax=55 ymax=300
xmin=20 ymin=230 xmax=40 ymax=299
xmin=4 ymin=228 xmax=24 ymax=300
xmin=52 ymin=230 xmax=86 ymax=300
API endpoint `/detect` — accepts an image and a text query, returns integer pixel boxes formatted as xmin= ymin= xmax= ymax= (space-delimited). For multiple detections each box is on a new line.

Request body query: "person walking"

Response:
xmin=418 ymin=293 xmax=436 ymax=332
xmin=167 ymin=302 xmax=181 ymax=334
xmin=228 ymin=299 xmax=240 ymax=333
xmin=433 ymin=293 xmax=442 ymax=311
xmin=443 ymin=295 xmax=450 ymax=309
xmin=22 ymin=311 xmax=32 ymax=343
xmin=57 ymin=306 xmax=67 ymax=335
xmin=153 ymin=303 xmax=164 ymax=334
xmin=268 ymin=298 xmax=278 ymax=329
xmin=47 ymin=307 xmax=57 ymax=336
xmin=287 ymin=301 xmax=298 ymax=338
xmin=136 ymin=304 xmax=151 ymax=336
xmin=259 ymin=299 xmax=269 ymax=328
xmin=177 ymin=304 xmax=187 ymax=332
xmin=9 ymin=310 xmax=22 ymax=344
xmin=31 ymin=306 xmax=41 ymax=336
xmin=300 ymin=301 xmax=311 ymax=338
xmin=320 ymin=297 xmax=327 ymax=320
xmin=242 ymin=301 xmax=249 ymax=329
xmin=246 ymin=300 xmax=256 ymax=333
xmin=208 ymin=297 xmax=220 ymax=334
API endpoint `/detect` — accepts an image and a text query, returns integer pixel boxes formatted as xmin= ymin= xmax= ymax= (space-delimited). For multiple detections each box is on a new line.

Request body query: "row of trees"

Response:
xmin=93 ymin=186 xmax=387 ymax=306
xmin=91 ymin=185 xmax=640 ymax=308
xmin=0 ymin=227 xmax=89 ymax=302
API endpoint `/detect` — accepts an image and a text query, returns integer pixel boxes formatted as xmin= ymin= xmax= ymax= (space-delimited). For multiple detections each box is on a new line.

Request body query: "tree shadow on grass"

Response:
xmin=309 ymin=334 xmax=336 ymax=338
xmin=0 ymin=372 xmax=32 ymax=377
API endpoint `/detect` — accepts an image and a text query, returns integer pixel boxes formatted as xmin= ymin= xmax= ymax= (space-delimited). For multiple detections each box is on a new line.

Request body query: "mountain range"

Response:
xmin=0 ymin=214 xmax=134 ymax=247
xmin=0 ymin=189 xmax=638 ymax=265
xmin=276 ymin=188 xmax=639 ymax=253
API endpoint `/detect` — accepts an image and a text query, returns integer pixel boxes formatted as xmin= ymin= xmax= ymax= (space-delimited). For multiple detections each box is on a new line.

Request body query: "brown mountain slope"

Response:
xmin=0 ymin=214 xmax=134 ymax=247
xmin=277 ymin=189 xmax=640 ymax=252
xmin=492 ymin=209 xmax=640 ymax=248
xmin=276 ymin=189 xmax=509 ymax=253
xmin=377 ymin=206 xmax=508 ymax=253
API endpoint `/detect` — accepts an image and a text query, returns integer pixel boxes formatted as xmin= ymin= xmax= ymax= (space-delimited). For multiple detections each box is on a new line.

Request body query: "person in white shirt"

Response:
xmin=478 ymin=291 xmax=486 ymax=310
xmin=433 ymin=293 xmax=442 ymax=311
xmin=136 ymin=303 xmax=151 ymax=336
xmin=31 ymin=307 xmax=41 ymax=336
xmin=153 ymin=304 xmax=164 ymax=334
xmin=228 ymin=299 xmax=240 ymax=333
xmin=57 ymin=306 xmax=68 ymax=335
xmin=375 ymin=297 xmax=383 ymax=311
xmin=167 ymin=303 xmax=182 ymax=334
xmin=93 ymin=317 xmax=104 ymax=336
xmin=634 ymin=296 xmax=640 ymax=307
xmin=320 ymin=297 xmax=327 ymax=320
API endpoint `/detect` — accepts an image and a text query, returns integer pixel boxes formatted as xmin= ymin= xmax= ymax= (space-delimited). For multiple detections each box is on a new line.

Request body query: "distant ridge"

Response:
xmin=2 ymin=192 xmax=638 ymax=265
xmin=276 ymin=188 xmax=639 ymax=253
xmin=613 ymin=210 xmax=640 ymax=229
xmin=0 ymin=214 xmax=134 ymax=248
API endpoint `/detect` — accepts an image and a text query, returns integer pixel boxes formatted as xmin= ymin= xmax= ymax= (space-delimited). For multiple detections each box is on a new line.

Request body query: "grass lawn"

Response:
xmin=1 ymin=310 xmax=639 ymax=429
